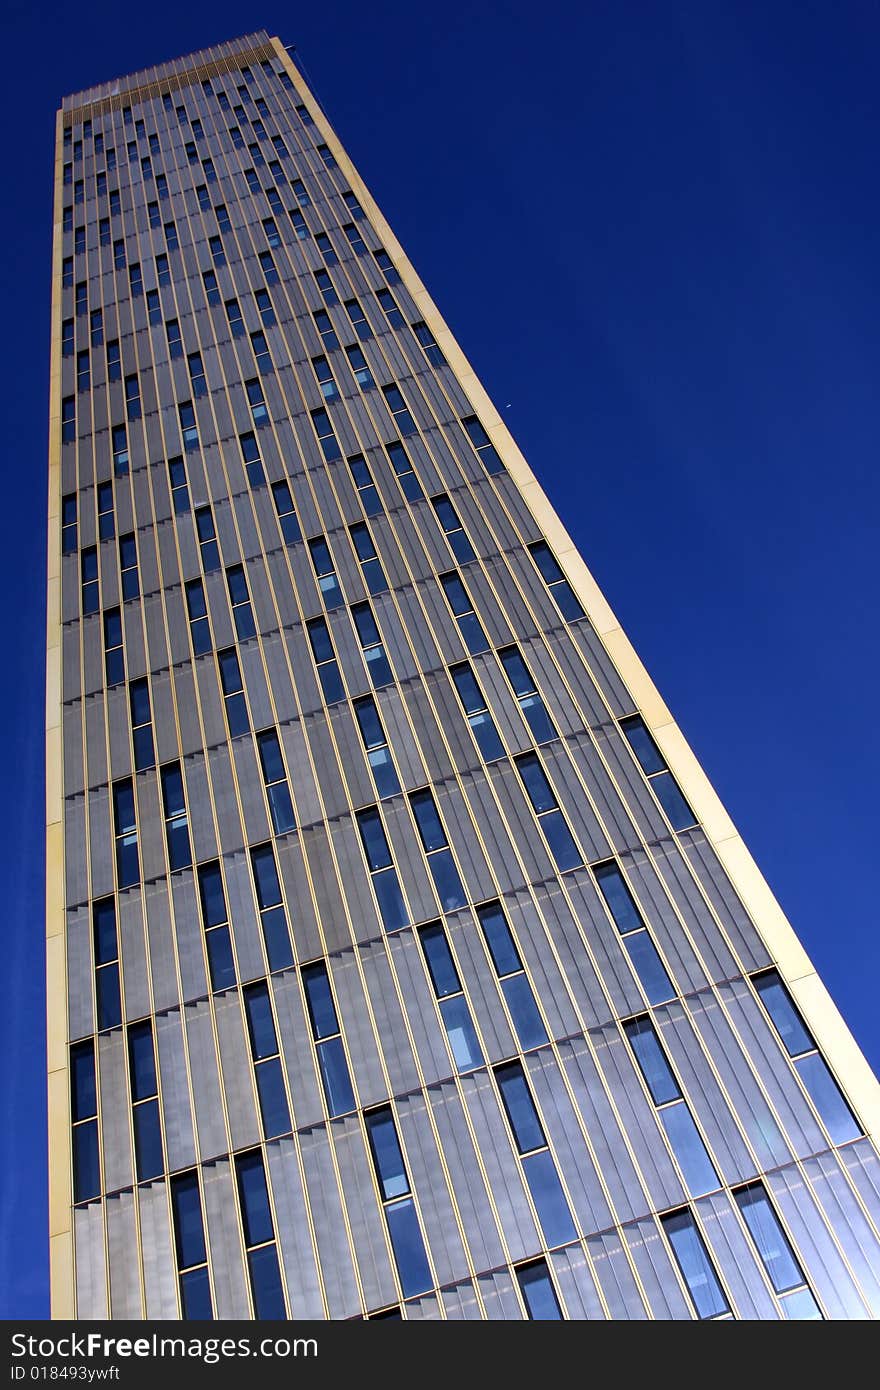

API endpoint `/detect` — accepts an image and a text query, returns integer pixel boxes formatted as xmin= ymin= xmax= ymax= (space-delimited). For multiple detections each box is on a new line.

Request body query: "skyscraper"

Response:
xmin=46 ymin=28 xmax=880 ymax=1320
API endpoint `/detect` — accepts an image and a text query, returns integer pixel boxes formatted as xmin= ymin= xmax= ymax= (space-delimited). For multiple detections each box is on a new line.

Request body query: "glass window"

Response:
xmin=528 ymin=540 xmax=584 ymax=621
xmin=661 ymin=1210 xmax=730 ymax=1319
xmin=499 ymin=646 xmax=556 ymax=742
xmin=496 ymin=1062 xmax=545 ymax=1153
xmin=735 ymin=1184 xmax=820 ymax=1317
xmin=366 ymin=1107 xmax=409 ymax=1200
xmin=516 ymin=1261 xmax=563 ymax=1320
xmin=450 ymin=663 xmax=505 ymax=761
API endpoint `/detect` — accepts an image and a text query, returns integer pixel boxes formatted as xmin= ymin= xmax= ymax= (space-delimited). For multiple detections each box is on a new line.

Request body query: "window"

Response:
xmin=70 ymin=1041 xmax=100 ymax=1202
xmin=106 ymin=148 xmax=116 ymax=172
xmin=230 ymin=124 xmax=244 ymax=149
xmin=113 ymin=778 xmax=139 ymax=888
xmin=272 ymin=135 xmax=289 ymax=160
xmin=167 ymin=456 xmax=189 ymax=516
xmin=113 ymin=238 xmax=127 ymax=270
xmin=61 ymin=395 xmax=76 ymax=443
xmin=166 ymin=318 xmax=183 ymax=360
xmin=61 ymin=494 xmax=77 ymax=554
xmin=450 ymin=662 xmax=504 ymax=761
xmin=432 ymin=494 xmax=475 ymax=564
xmin=124 ymin=374 xmax=141 ymax=421
xmin=734 ymin=1183 xmax=821 ymax=1319
xmin=202 ymin=158 xmax=217 ymax=184
xmin=594 ymin=861 xmax=673 ymax=1005
xmin=215 ymin=203 xmax=231 ymax=233
xmin=251 ymin=844 xmax=293 ymax=971
xmin=162 ymin=92 xmax=173 ymax=110
xmin=179 ymin=400 xmax=199 ymax=451
xmin=62 ymin=319 xmax=75 ymax=359
xmin=350 ymin=522 xmax=387 ymax=596
xmin=462 ymin=415 xmax=504 ymax=475
xmin=495 ymin=1062 xmax=577 ymax=1247
xmin=661 ymin=1210 xmax=730 ymax=1320
xmin=96 ymin=170 xmax=107 ymax=197
xmin=346 ymin=344 xmax=375 ymax=390
xmin=161 ymin=762 xmax=191 ymax=871
xmin=218 ymin=649 xmax=249 ymax=737
xmin=128 ymin=263 xmax=142 ymax=298
xmin=365 ymin=1108 xmax=432 ymax=1297
xmin=620 ymin=714 xmax=697 ymax=831
xmin=90 ymin=309 xmax=103 ymax=346
xmin=382 ymin=383 xmax=417 ymax=436
xmin=246 ymin=377 xmax=268 ymax=426
xmin=419 ymin=922 xmax=483 ymax=1070
xmin=352 ymin=602 xmax=394 ymax=687
xmin=377 ymin=287 xmax=404 ymax=329
xmin=624 ymin=1016 xmax=719 ymax=1195
xmin=222 ymin=298 xmax=244 ymax=340
xmin=306 ymin=616 xmax=344 ymax=703
xmin=99 ymin=218 xmax=110 ymax=247
xmin=74 ymin=179 xmax=84 ymax=206
xmin=309 ymin=535 xmax=343 ymax=608
xmin=187 ymin=352 xmax=207 ymax=399
xmin=315 ymin=231 xmax=338 ymax=265
xmin=109 ymin=189 xmax=121 ymax=216
xmin=410 ymin=789 xmax=467 ymax=910
xmin=529 ymin=541 xmax=584 ymax=621
xmin=129 ymin=677 xmax=155 ymax=771
xmin=256 ymin=288 xmax=275 ymax=327
xmin=265 ymin=186 xmax=283 ymax=215
xmin=226 ymin=564 xmax=256 ymax=640
xmin=149 ymin=134 xmax=160 ymax=156
xmin=262 ymin=215 xmax=281 ymax=248
xmin=314 ymin=309 xmax=338 ymax=350
xmin=156 ymin=173 xmax=168 ymax=199
xmin=516 ymin=1261 xmax=563 ymax=1320
xmin=97 ymin=482 xmax=114 ymax=541
xmin=170 ymin=1172 xmax=212 ymax=1319
xmin=439 ymin=572 xmax=488 ymax=655
xmin=195 ymin=506 xmax=220 ymax=571
xmin=119 ymin=531 xmax=139 ymax=600
xmin=317 ymin=143 xmax=336 ymax=168
xmin=290 ymin=208 xmax=309 ymax=240
xmin=147 ymin=289 xmax=161 ymax=325
xmin=128 ymin=1020 xmax=164 ymax=1184
xmin=374 ymin=247 xmax=400 ymax=284
xmin=499 ymin=646 xmax=557 ymax=743
xmin=240 ymin=431 xmax=265 ymax=488
xmin=291 ymin=177 xmax=310 ymax=206
xmin=141 ymin=157 xmax=153 ymax=181
xmin=81 ymin=546 xmax=99 ymax=614
xmin=753 ymin=969 xmax=860 ymax=1145
xmin=343 ymin=222 xmax=366 ymax=254
xmin=478 ymin=901 xmax=547 ymax=1049
xmin=63 ymin=205 xmax=73 ymax=234
xmin=344 ymin=297 xmax=373 ymax=341
xmin=303 ymin=963 xmax=356 ymax=1116
xmin=217 ymin=90 xmax=231 ymax=111
xmin=191 ymin=117 xmax=204 ymax=142
xmin=203 ymin=269 xmax=220 ymax=306
xmin=74 ymin=225 xmax=86 ymax=256
xmin=75 ymin=280 xmax=88 ymax=316
xmin=89 ymin=896 xmax=121 ymax=1035
xmin=310 ymin=406 xmax=340 ymax=461
xmin=257 ymin=730 xmax=296 ymax=834
xmin=208 ymin=235 xmax=225 ymax=267
xmin=271 ymin=480 xmax=300 ymax=544
xmin=107 ymin=340 xmax=121 ymax=383
xmin=347 ymin=454 xmax=382 ymax=516
xmin=311 ymin=355 xmax=338 ymax=401
xmin=295 ymin=103 xmax=314 ymax=125
xmin=164 ymin=220 xmax=179 ymax=250
xmin=147 ymin=200 xmax=160 ymax=229
xmin=186 ymin=579 xmax=212 ymax=656
xmin=356 ymin=807 xmax=409 ymax=932
xmin=248 ymin=142 xmax=265 ymax=168
xmin=515 ymin=752 xmax=582 ymax=870
xmin=76 ymin=349 xmax=90 ymax=393
xmin=234 ymin=1152 xmax=287 ymax=1319
xmin=412 ymin=320 xmax=445 ymax=367
xmin=62 ymin=257 xmax=74 ymax=288
xmin=244 ymin=169 xmax=261 ymax=195
xmin=196 ymin=184 xmax=210 ymax=211
xmin=243 ymin=982 xmax=290 ymax=1139
xmin=354 ymin=695 xmax=400 ymax=798
xmin=198 ymin=861 xmax=236 ymax=990
xmin=247 ymin=331 xmax=270 ymax=375
xmin=315 ymin=268 xmax=338 ymax=306
xmin=387 ymin=440 xmax=421 ymax=501
xmin=342 ymin=190 xmax=365 ymax=221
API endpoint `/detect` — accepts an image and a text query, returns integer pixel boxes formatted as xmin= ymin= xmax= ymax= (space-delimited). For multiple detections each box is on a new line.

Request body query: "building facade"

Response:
xmin=47 ymin=30 xmax=880 ymax=1321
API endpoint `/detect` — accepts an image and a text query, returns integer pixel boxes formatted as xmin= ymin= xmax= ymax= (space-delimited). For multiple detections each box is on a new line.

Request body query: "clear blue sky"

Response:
xmin=2 ymin=0 xmax=878 ymax=1319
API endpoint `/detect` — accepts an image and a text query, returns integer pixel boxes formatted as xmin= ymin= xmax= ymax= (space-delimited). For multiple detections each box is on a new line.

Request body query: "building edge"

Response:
xmin=266 ymin=35 xmax=880 ymax=1150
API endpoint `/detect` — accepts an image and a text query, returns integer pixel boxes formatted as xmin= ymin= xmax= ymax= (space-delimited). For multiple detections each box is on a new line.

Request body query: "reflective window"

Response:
xmin=661 ymin=1209 xmax=730 ymax=1319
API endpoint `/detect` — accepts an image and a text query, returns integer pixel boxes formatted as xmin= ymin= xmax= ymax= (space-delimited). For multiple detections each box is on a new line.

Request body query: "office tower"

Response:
xmin=47 ymin=30 xmax=880 ymax=1321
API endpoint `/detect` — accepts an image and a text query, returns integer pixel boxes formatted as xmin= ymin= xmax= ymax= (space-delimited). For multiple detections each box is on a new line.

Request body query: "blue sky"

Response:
xmin=2 ymin=0 xmax=878 ymax=1318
